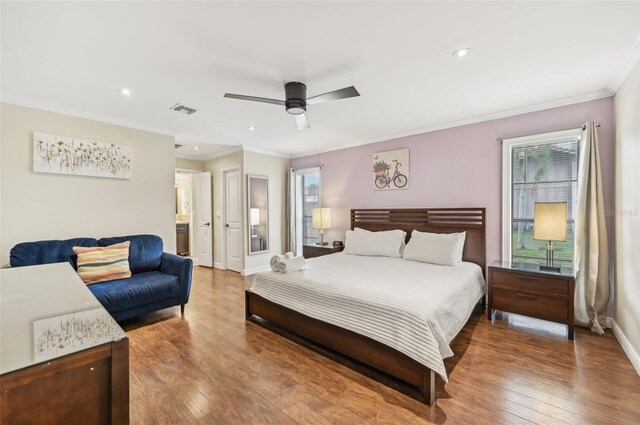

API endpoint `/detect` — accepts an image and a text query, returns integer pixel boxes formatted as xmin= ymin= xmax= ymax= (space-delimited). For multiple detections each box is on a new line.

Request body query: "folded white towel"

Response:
xmin=270 ymin=254 xmax=284 ymax=271
xmin=270 ymin=252 xmax=296 ymax=271
xmin=275 ymin=256 xmax=306 ymax=273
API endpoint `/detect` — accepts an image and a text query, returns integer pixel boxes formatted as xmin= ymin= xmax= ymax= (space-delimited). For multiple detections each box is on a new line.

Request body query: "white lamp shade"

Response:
xmin=250 ymin=208 xmax=260 ymax=226
xmin=533 ymin=202 xmax=567 ymax=241
xmin=312 ymin=207 xmax=332 ymax=230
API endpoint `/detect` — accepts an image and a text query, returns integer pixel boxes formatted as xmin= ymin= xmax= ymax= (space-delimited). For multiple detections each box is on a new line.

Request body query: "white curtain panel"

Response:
xmin=574 ymin=121 xmax=610 ymax=334
xmin=287 ymin=168 xmax=297 ymax=255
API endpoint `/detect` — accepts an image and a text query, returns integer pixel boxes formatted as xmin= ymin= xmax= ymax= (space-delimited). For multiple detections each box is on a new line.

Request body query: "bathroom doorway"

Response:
xmin=175 ymin=171 xmax=195 ymax=258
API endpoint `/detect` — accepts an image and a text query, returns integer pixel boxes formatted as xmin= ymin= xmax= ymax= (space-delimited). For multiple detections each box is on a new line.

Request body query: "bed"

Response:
xmin=245 ymin=208 xmax=486 ymax=406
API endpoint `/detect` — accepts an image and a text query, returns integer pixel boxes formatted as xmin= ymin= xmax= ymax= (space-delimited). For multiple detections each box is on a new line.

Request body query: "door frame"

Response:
xmin=292 ymin=166 xmax=322 ymax=254
xmin=175 ymin=167 xmax=201 ymax=264
xmin=221 ymin=166 xmax=242 ymax=271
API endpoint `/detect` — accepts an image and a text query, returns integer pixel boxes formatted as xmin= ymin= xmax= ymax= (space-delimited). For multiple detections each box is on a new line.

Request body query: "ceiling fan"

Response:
xmin=224 ymin=82 xmax=360 ymax=130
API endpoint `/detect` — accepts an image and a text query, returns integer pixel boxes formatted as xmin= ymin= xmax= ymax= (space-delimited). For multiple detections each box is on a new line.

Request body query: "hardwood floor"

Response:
xmin=121 ymin=266 xmax=640 ymax=425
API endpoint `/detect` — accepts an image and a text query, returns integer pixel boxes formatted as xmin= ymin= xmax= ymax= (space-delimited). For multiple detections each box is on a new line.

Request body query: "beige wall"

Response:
xmin=243 ymin=150 xmax=289 ymax=274
xmin=0 ymin=103 xmax=176 ymax=265
xmin=614 ymin=61 xmax=640 ymax=373
xmin=175 ymin=157 xmax=205 ymax=171
xmin=204 ymin=150 xmax=244 ymax=268
xmin=201 ymin=149 xmax=289 ymax=274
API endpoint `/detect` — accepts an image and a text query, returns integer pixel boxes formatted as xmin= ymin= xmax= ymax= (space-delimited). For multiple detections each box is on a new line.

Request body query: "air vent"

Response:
xmin=170 ymin=103 xmax=198 ymax=115
xmin=174 ymin=144 xmax=183 ymax=149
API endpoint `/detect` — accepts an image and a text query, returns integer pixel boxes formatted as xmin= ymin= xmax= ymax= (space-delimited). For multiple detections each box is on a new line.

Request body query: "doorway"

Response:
xmin=175 ymin=168 xmax=213 ymax=267
xmin=175 ymin=171 xmax=195 ymax=258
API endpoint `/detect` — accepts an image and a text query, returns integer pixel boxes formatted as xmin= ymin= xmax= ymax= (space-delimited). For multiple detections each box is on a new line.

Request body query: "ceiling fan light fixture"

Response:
xmin=284 ymin=82 xmax=307 ymax=115
xmin=286 ymin=105 xmax=306 ymax=115
xmin=223 ymin=80 xmax=359 ymax=130
xmin=452 ymin=48 xmax=470 ymax=58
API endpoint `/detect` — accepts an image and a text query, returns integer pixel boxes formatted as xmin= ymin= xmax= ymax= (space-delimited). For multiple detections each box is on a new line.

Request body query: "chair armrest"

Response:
xmin=160 ymin=253 xmax=193 ymax=304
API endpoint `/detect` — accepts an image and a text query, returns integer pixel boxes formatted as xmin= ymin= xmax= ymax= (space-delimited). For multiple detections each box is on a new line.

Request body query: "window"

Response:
xmin=293 ymin=167 xmax=321 ymax=252
xmin=502 ymin=129 xmax=581 ymax=268
xmin=300 ymin=172 xmax=320 ymax=245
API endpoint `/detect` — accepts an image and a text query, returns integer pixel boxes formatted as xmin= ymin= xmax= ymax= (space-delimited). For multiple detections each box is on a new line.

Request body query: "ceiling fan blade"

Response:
xmin=224 ymin=93 xmax=285 ymax=106
xmin=295 ymin=113 xmax=310 ymax=130
xmin=306 ymin=86 xmax=360 ymax=105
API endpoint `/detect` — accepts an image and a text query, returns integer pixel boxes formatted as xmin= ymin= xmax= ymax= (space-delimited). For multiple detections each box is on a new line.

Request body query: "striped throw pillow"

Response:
xmin=73 ymin=241 xmax=132 ymax=285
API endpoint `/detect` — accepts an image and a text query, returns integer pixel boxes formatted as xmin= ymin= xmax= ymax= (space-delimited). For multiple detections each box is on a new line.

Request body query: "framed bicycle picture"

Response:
xmin=372 ymin=148 xmax=409 ymax=190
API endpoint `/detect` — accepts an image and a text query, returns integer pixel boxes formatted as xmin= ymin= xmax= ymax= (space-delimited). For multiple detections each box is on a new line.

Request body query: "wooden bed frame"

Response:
xmin=245 ymin=208 xmax=486 ymax=406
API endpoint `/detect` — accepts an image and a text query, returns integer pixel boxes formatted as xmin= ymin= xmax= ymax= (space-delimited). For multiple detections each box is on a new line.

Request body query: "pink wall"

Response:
xmin=291 ymin=97 xmax=615 ymax=265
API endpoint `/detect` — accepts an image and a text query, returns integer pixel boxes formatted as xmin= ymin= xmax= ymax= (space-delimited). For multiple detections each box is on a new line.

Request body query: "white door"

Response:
xmin=195 ymin=172 xmax=213 ymax=267
xmin=224 ymin=169 xmax=242 ymax=272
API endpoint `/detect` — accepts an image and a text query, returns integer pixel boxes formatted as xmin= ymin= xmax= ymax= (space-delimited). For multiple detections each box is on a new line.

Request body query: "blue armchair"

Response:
xmin=10 ymin=234 xmax=193 ymax=321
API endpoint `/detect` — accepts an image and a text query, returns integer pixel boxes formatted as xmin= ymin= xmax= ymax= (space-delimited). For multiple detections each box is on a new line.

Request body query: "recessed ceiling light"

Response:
xmin=452 ymin=48 xmax=470 ymax=58
xmin=247 ymin=126 xmax=255 ymax=131
xmin=119 ymin=88 xmax=131 ymax=96
xmin=193 ymin=146 xmax=199 ymax=151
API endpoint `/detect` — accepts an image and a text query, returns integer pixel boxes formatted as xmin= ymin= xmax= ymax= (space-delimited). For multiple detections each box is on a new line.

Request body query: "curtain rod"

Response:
xmin=291 ymin=164 xmax=324 ymax=172
xmin=496 ymin=122 xmax=600 ymax=143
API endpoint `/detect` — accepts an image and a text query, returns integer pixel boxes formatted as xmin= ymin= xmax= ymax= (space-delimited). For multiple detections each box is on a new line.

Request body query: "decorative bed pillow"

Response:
xmin=343 ymin=228 xmax=406 ymax=258
xmin=403 ymin=231 xmax=466 ymax=266
xmin=72 ymin=241 xmax=132 ymax=285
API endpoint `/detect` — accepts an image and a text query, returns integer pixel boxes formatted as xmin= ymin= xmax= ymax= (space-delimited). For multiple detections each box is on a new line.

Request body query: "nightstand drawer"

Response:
xmin=492 ymin=288 xmax=568 ymax=323
xmin=492 ymin=269 xmax=569 ymax=295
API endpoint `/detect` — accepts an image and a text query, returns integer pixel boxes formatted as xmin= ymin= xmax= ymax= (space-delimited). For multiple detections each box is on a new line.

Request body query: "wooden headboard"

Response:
xmin=351 ymin=208 xmax=486 ymax=276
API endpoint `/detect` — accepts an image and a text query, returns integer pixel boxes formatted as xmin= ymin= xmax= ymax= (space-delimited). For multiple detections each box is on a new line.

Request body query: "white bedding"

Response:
xmin=249 ymin=253 xmax=485 ymax=381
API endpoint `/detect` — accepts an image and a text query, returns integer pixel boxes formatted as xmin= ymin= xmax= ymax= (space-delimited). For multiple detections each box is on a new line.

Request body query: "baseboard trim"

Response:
xmin=213 ymin=262 xmax=224 ymax=270
xmin=241 ymin=265 xmax=271 ymax=276
xmin=611 ymin=319 xmax=640 ymax=376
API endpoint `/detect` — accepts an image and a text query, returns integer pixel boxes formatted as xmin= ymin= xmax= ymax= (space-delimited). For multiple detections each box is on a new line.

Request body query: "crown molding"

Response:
xmin=0 ymin=94 xmax=176 ymax=137
xmin=177 ymin=145 xmax=289 ymax=163
xmin=290 ymin=89 xmax=613 ymax=159
xmin=174 ymin=152 xmax=209 ymax=162
xmin=608 ymin=32 xmax=640 ymax=94
xmin=3 ymin=85 xmax=615 ymax=163
xmin=175 ymin=146 xmax=242 ymax=162
xmin=242 ymin=145 xmax=290 ymax=159
xmin=201 ymin=146 xmax=244 ymax=162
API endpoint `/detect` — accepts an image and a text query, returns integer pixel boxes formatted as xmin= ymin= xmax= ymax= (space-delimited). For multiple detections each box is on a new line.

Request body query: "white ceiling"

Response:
xmin=2 ymin=1 xmax=639 ymax=160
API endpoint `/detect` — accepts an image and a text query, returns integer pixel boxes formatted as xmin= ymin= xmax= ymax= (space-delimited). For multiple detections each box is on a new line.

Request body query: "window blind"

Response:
xmin=510 ymin=140 xmax=579 ymax=267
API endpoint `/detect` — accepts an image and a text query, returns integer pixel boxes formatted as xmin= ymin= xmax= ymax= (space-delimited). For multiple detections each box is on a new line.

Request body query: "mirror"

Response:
xmin=248 ymin=175 xmax=269 ymax=254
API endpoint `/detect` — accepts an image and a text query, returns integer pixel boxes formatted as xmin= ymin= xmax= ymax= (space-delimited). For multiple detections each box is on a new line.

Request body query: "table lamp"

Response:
xmin=250 ymin=208 xmax=260 ymax=238
xmin=312 ymin=207 xmax=331 ymax=246
xmin=533 ymin=202 xmax=567 ymax=272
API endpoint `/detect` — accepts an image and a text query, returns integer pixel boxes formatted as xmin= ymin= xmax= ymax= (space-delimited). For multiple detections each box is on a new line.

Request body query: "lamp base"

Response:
xmin=540 ymin=240 xmax=561 ymax=273
xmin=539 ymin=264 xmax=561 ymax=273
xmin=315 ymin=230 xmax=329 ymax=246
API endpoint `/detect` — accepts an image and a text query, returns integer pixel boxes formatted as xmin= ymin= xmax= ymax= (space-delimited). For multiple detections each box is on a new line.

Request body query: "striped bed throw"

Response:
xmin=73 ymin=241 xmax=132 ymax=285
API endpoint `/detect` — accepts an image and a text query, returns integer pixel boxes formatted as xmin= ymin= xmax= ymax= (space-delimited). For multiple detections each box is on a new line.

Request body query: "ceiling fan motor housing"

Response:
xmin=285 ymin=82 xmax=307 ymax=115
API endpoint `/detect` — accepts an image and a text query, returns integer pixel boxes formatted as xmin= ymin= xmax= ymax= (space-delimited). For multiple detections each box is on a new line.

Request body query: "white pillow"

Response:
xmin=343 ymin=228 xmax=407 ymax=258
xmin=403 ymin=230 xmax=466 ymax=266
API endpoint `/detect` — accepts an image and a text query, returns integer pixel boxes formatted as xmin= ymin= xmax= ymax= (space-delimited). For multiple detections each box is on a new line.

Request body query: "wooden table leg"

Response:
xmin=568 ymin=324 xmax=574 ymax=340
xmin=111 ymin=338 xmax=129 ymax=425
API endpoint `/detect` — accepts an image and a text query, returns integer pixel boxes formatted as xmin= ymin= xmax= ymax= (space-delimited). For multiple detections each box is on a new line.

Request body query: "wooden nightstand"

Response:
xmin=487 ymin=260 xmax=575 ymax=339
xmin=303 ymin=244 xmax=344 ymax=259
